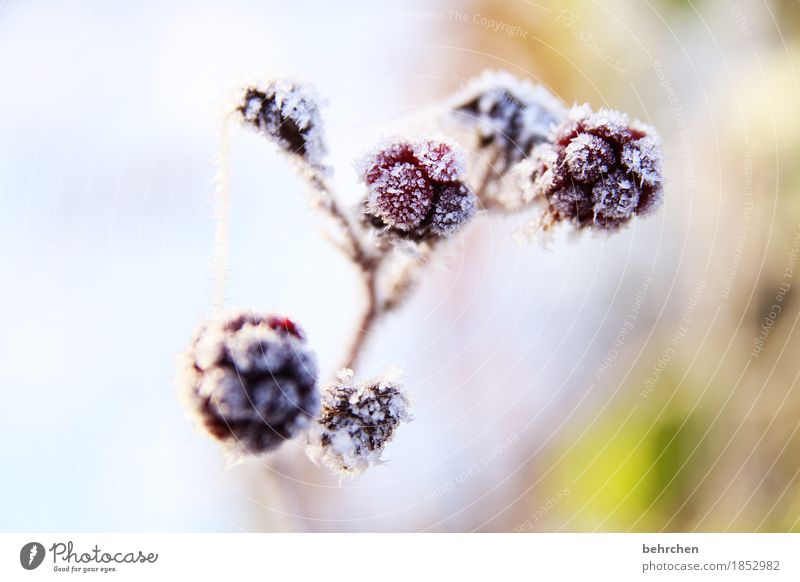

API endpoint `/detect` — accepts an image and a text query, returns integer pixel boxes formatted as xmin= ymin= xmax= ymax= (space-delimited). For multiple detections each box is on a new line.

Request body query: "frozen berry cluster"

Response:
xmin=306 ymin=369 xmax=411 ymax=476
xmin=360 ymin=139 xmax=477 ymax=241
xmin=525 ymin=105 xmax=663 ymax=231
xmin=178 ymin=311 xmax=319 ymax=456
xmin=238 ymin=80 xmax=327 ymax=168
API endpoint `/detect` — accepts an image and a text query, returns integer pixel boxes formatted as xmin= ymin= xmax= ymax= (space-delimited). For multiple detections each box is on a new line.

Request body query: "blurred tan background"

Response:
xmin=1 ymin=0 xmax=798 ymax=532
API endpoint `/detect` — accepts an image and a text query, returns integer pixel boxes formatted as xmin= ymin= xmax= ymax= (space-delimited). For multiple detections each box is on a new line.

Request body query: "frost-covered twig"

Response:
xmin=211 ymin=117 xmax=233 ymax=313
xmin=306 ymin=172 xmax=378 ymax=272
xmin=343 ymin=267 xmax=380 ymax=370
xmin=177 ymin=71 xmax=665 ymax=479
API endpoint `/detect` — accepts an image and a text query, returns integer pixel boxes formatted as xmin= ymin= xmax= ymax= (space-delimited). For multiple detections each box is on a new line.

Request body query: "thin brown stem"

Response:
xmin=342 ymin=267 xmax=380 ymax=370
xmin=379 ymin=244 xmax=435 ymax=313
xmin=304 ymin=169 xmax=390 ymax=372
xmin=341 ymin=242 xmax=437 ymax=370
xmin=308 ymin=173 xmax=377 ymax=270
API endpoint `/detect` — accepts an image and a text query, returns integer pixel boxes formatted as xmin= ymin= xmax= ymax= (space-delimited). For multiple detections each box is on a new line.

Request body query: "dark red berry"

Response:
xmin=359 ymin=138 xmax=477 ymax=240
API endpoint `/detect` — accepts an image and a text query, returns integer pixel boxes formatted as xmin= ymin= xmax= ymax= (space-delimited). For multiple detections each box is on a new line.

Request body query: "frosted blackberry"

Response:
xmin=306 ymin=369 xmax=411 ymax=476
xmin=178 ymin=311 xmax=319 ymax=456
xmin=525 ymin=104 xmax=664 ymax=231
xmin=451 ymin=71 xmax=566 ymax=172
xmin=359 ymin=138 xmax=477 ymax=241
xmin=237 ymin=80 xmax=327 ymax=168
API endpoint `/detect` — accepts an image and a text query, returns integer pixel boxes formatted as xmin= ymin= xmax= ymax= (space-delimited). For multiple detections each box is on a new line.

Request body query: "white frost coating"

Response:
xmin=621 ymin=136 xmax=663 ymax=187
xmin=358 ymin=135 xmax=473 ymax=235
xmin=411 ymin=138 xmax=466 ymax=182
xmin=431 ymin=184 xmax=477 ymax=236
xmin=192 ymin=316 xmax=314 ymax=386
xmin=355 ymin=135 xmax=465 ymax=181
xmin=432 ymin=196 xmax=474 ymax=235
xmin=365 ymin=161 xmax=432 ymax=230
xmin=580 ymin=107 xmax=631 ymax=142
xmin=306 ymin=368 xmax=412 ymax=477
xmin=564 ymin=133 xmax=614 ymax=183
xmin=592 ymin=171 xmax=640 ymax=220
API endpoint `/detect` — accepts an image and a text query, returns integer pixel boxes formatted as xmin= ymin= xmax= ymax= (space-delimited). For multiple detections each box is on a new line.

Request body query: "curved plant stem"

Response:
xmin=211 ymin=116 xmax=233 ymax=315
xmin=341 ymin=244 xmax=435 ymax=371
xmin=342 ymin=267 xmax=380 ymax=370
xmin=308 ymin=173 xmax=377 ymax=271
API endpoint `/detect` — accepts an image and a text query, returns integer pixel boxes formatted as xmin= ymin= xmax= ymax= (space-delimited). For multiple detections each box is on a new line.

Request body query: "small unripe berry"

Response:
xmin=306 ymin=369 xmax=411 ymax=477
xmin=178 ymin=311 xmax=319 ymax=456
xmin=525 ymin=104 xmax=664 ymax=231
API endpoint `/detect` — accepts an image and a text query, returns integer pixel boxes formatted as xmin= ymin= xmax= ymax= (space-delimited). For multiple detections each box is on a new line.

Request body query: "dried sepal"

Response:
xmin=237 ymin=79 xmax=328 ymax=169
xmin=449 ymin=70 xmax=567 ymax=172
xmin=306 ymin=368 xmax=412 ymax=477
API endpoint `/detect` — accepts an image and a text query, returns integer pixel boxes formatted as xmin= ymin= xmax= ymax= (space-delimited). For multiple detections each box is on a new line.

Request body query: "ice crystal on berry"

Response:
xmin=359 ymin=138 xmax=477 ymax=241
xmin=564 ymin=133 xmax=615 ymax=183
xmin=592 ymin=169 xmax=640 ymax=219
xmin=238 ymin=80 xmax=327 ymax=168
xmin=366 ymin=161 xmax=434 ymax=230
xmin=411 ymin=139 xmax=465 ymax=182
xmin=178 ymin=311 xmax=319 ymax=456
xmin=621 ymin=136 xmax=663 ymax=188
xmin=306 ymin=369 xmax=411 ymax=477
xmin=524 ymin=104 xmax=664 ymax=231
